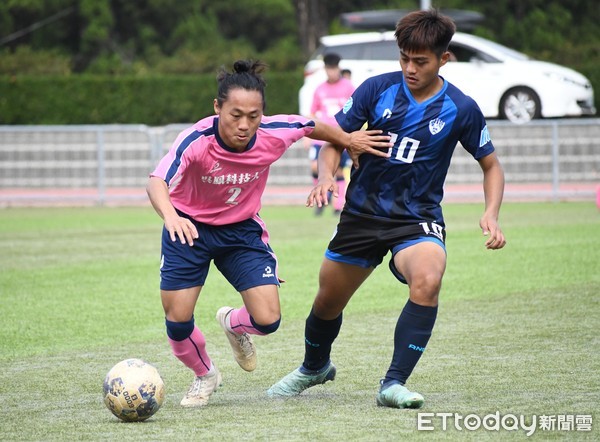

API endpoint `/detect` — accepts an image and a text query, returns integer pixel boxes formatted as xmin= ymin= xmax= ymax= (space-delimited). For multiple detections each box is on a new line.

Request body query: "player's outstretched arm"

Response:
xmin=308 ymin=121 xmax=391 ymax=167
xmin=306 ymin=143 xmax=340 ymax=209
xmin=345 ymin=129 xmax=391 ymax=168
xmin=146 ymin=176 xmax=198 ymax=246
xmin=478 ymin=152 xmax=506 ymax=250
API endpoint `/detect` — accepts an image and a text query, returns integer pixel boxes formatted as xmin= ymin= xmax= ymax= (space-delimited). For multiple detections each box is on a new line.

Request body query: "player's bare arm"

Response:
xmin=478 ymin=152 xmax=506 ymax=250
xmin=306 ymin=143 xmax=341 ymax=208
xmin=345 ymin=129 xmax=392 ymax=168
xmin=146 ymin=176 xmax=199 ymax=246
xmin=308 ymin=121 xmax=391 ymax=165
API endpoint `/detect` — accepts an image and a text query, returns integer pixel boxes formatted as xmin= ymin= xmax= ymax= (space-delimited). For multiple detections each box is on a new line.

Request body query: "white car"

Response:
xmin=299 ymin=31 xmax=596 ymax=124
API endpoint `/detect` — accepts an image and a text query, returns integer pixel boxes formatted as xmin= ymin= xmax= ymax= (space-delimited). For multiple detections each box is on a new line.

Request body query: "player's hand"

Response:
xmin=306 ymin=177 xmax=337 ymax=208
xmin=347 ymin=129 xmax=392 ymax=168
xmin=479 ymin=216 xmax=506 ymax=250
xmin=164 ymin=215 xmax=199 ymax=246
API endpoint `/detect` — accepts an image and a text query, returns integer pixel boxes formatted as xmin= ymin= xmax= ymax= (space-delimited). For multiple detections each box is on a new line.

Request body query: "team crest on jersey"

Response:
xmin=428 ymin=118 xmax=445 ymax=135
xmin=342 ymin=97 xmax=353 ymax=114
xmin=479 ymin=125 xmax=491 ymax=147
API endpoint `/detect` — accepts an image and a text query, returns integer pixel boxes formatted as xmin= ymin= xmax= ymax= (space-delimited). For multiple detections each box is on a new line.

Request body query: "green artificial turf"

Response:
xmin=0 ymin=203 xmax=598 ymax=440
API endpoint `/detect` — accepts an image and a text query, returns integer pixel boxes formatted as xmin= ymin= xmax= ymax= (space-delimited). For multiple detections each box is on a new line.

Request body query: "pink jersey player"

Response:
xmin=146 ymin=59 xmax=390 ymax=408
xmin=151 ymin=114 xmax=314 ymax=225
xmin=310 ymin=76 xmax=355 ymax=131
xmin=308 ymin=53 xmax=355 ymax=214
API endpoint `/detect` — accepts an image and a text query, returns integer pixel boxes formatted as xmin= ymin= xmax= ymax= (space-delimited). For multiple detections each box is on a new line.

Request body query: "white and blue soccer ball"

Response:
xmin=103 ymin=358 xmax=165 ymax=422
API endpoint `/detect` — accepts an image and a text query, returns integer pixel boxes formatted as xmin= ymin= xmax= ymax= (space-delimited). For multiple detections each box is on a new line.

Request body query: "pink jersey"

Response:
xmin=310 ymin=78 xmax=354 ymax=146
xmin=151 ymin=114 xmax=315 ymax=225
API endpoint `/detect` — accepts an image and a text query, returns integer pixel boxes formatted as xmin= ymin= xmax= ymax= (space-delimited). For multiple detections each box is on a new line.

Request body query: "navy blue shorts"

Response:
xmin=325 ymin=210 xmax=446 ymax=284
xmin=159 ymin=214 xmax=280 ymax=292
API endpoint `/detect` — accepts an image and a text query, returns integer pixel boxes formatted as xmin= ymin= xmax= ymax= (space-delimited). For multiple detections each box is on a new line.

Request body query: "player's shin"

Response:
xmin=302 ymin=308 xmax=343 ymax=371
xmin=166 ymin=317 xmax=212 ymax=376
xmin=383 ymin=300 xmax=437 ymax=386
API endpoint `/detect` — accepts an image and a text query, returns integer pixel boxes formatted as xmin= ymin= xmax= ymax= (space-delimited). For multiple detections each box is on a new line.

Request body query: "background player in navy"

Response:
xmin=268 ymin=9 xmax=506 ymax=408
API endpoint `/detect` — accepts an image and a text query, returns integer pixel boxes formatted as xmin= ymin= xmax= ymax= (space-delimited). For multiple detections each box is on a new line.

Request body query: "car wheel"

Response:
xmin=499 ymin=87 xmax=541 ymax=124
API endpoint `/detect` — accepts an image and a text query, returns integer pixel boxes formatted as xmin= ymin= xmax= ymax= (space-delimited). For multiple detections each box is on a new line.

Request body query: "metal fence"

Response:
xmin=0 ymin=119 xmax=598 ymax=206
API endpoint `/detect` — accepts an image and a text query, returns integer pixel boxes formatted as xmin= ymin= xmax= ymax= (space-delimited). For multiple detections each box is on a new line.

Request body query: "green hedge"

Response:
xmin=0 ymin=71 xmax=304 ymax=125
xmin=1 ymin=66 xmax=598 ymax=125
xmin=579 ymin=63 xmax=600 ymax=117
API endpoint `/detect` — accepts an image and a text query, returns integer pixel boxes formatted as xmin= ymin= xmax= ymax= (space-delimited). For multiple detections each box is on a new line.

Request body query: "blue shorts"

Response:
xmin=159 ymin=214 xmax=280 ymax=292
xmin=325 ymin=210 xmax=446 ymax=284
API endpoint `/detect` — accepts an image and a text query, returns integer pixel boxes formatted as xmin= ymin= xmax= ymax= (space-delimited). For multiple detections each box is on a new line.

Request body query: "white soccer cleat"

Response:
xmin=180 ymin=366 xmax=222 ymax=407
xmin=216 ymin=307 xmax=257 ymax=372
xmin=376 ymin=383 xmax=424 ymax=409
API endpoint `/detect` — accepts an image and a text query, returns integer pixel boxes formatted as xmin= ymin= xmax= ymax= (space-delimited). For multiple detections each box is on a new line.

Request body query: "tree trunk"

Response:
xmin=294 ymin=0 xmax=329 ymax=57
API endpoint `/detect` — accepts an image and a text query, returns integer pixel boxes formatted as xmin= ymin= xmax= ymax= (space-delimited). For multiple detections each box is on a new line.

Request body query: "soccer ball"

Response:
xmin=103 ymin=358 xmax=166 ymax=422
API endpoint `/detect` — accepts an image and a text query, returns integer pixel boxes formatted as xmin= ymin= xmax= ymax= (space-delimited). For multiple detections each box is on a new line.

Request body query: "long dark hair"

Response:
xmin=216 ymin=60 xmax=267 ymax=110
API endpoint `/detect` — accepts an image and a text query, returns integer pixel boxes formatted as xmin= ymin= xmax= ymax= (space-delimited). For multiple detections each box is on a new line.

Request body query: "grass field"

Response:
xmin=0 ymin=202 xmax=598 ymax=441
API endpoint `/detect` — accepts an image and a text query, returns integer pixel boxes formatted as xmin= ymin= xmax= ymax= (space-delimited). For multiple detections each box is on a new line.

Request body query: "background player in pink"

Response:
xmin=308 ymin=53 xmax=355 ymax=215
xmin=147 ymin=59 xmax=391 ymax=407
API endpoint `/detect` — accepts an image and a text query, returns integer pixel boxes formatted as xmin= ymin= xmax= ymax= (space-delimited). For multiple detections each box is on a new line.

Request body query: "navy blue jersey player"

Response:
xmin=268 ymin=9 xmax=506 ymax=409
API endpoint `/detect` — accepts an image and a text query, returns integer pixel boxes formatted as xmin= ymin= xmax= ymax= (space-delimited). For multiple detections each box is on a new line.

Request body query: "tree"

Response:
xmin=293 ymin=0 xmax=327 ymax=56
xmin=293 ymin=0 xmax=418 ymax=56
xmin=0 ymin=0 xmax=598 ymax=78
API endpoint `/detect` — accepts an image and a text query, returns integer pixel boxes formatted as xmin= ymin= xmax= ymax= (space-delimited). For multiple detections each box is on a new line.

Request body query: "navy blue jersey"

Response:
xmin=335 ymin=71 xmax=494 ymax=225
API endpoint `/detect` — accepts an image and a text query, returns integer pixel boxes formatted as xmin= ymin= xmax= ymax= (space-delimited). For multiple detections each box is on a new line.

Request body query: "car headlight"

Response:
xmin=544 ymin=72 xmax=591 ymax=89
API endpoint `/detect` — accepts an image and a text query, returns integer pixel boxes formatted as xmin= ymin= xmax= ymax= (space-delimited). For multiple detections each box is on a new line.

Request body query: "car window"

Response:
xmin=364 ymin=40 xmax=398 ymax=60
xmin=465 ymin=35 xmax=530 ymax=60
xmin=315 ymin=40 xmax=503 ymax=64
xmin=448 ymin=43 xmax=500 ymax=63
xmin=314 ymin=43 xmax=365 ymax=60
xmin=316 ymin=40 xmax=398 ymax=61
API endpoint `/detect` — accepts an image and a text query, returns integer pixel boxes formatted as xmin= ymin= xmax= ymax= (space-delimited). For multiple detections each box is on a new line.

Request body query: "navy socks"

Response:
xmin=302 ymin=309 xmax=343 ymax=371
xmin=300 ymin=300 xmax=436 ymax=383
xmin=383 ymin=300 xmax=438 ymax=387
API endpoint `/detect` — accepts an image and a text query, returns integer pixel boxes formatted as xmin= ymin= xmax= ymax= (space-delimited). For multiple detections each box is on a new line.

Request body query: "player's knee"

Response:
xmin=420 ymin=274 xmax=442 ymax=292
xmin=312 ymin=297 xmax=344 ymax=320
xmin=411 ymin=275 xmax=442 ymax=296
xmin=251 ymin=316 xmax=281 ymax=335
xmin=409 ymin=273 xmax=442 ymax=303
xmin=165 ymin=317 xmax=195 ymax=341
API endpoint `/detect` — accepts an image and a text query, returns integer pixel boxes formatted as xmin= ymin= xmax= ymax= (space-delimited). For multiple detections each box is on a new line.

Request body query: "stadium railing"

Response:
xmin=0 ymin=119 xmax=598 ymax=206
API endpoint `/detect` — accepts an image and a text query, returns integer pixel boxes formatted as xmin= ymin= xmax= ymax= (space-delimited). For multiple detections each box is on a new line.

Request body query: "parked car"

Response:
xmin=299 ymin=31 xmax=596 ymax=124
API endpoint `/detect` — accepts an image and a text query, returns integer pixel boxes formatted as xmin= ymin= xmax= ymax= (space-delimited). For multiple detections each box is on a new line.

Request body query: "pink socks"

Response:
xmin=227 ymin=306 xmax=266 ymax=336
xmin=168 ymin=326 xmax=212 ymax=376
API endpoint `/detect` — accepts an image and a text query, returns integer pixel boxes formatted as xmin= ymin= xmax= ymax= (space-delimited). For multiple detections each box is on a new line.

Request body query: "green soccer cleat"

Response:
xmin=267 ymin=362 xmax=336 ymax=397
xmin=376 ymin=383 xmax=424 ymax=409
